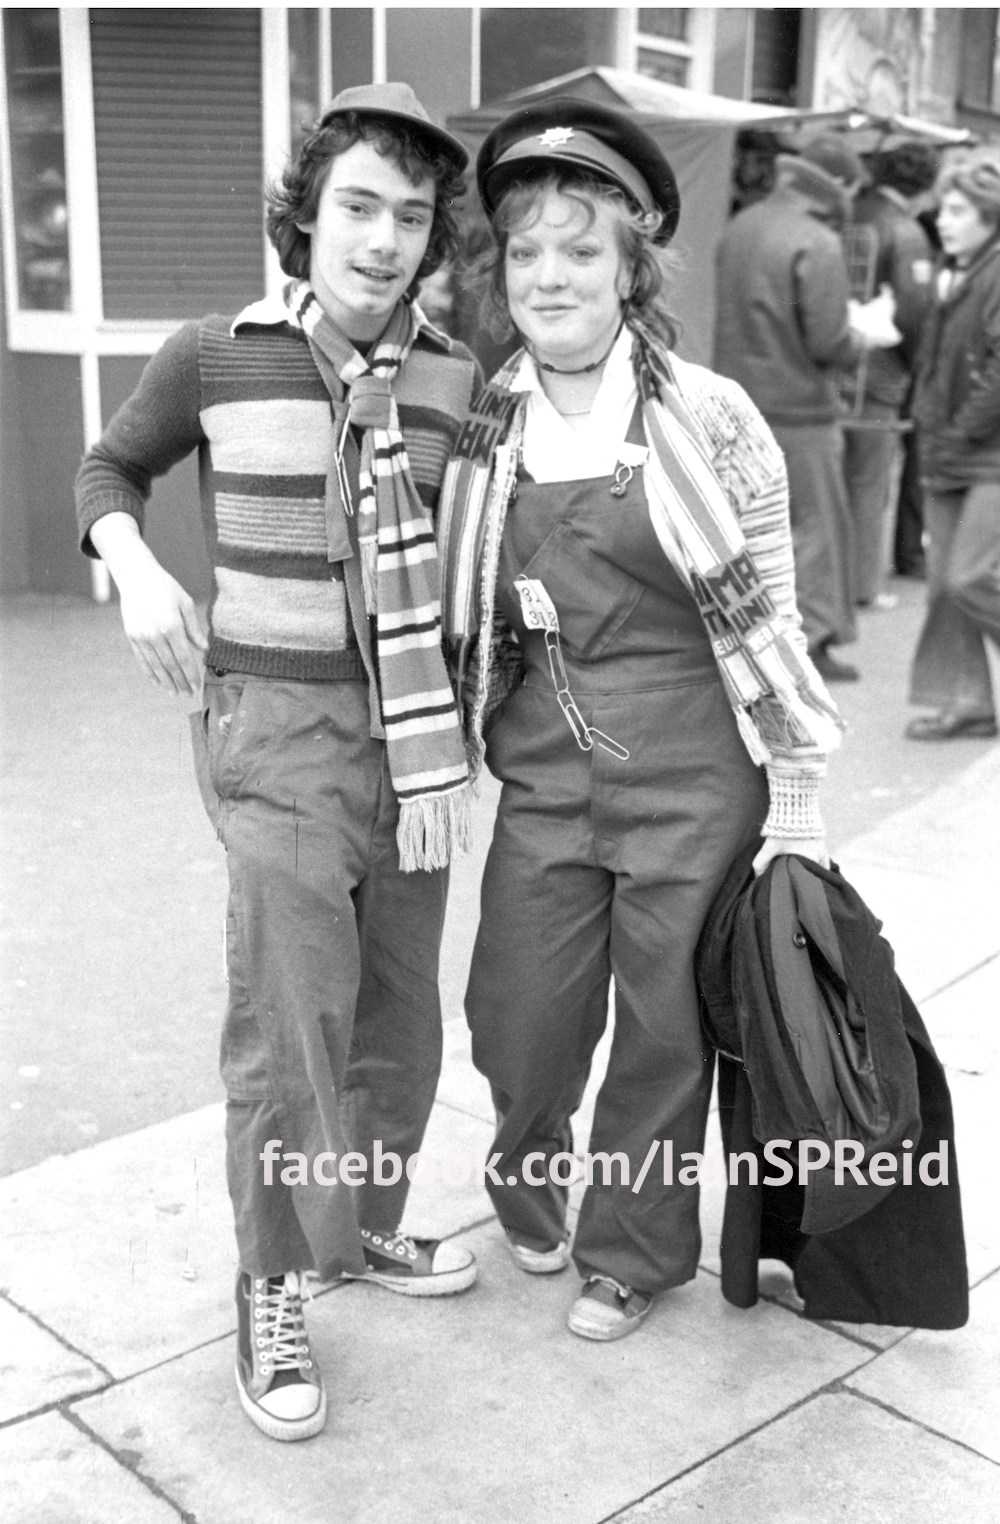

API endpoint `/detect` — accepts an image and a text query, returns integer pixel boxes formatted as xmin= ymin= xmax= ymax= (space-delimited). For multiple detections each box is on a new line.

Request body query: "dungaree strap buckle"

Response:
xmin=610 ymin=443 xmax=649 ymax=498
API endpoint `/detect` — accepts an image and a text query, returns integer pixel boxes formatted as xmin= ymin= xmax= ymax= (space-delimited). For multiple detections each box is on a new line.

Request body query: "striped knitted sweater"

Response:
xmin=76 ymin=298 xmax=479 ymax=680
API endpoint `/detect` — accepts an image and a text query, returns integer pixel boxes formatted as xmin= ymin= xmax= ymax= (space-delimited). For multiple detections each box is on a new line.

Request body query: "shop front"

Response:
xmin=0 ymin=7 xmax=475 ymax=596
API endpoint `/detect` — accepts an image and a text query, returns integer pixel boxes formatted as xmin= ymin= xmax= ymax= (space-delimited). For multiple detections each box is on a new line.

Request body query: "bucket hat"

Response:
xmin=320 ymin=82 xmax=468 ymax=172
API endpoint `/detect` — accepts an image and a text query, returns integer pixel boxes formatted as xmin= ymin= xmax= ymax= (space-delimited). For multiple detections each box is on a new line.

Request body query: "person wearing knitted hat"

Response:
xmin=438 ymin=100 xmax=844 ymax=1341
xmin=714 ymin=132 xmax=898 ymax=683
xmin=75 ymin=84 xmax=481 ymax=1442
xmin=906 ymin=149 xmax=1000 ymax=740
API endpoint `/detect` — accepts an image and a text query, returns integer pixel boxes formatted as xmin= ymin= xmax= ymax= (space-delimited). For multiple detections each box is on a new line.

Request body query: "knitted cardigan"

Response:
xmin=456 ymin=352 xmax=830 ymax=840
xmin=76 ymin=300 xmax=479 ymax=681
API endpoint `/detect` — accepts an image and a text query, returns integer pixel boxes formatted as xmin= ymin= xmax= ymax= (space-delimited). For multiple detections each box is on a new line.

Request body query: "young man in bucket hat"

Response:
xmin=75 ymin=83 xmax=480 ymax=1442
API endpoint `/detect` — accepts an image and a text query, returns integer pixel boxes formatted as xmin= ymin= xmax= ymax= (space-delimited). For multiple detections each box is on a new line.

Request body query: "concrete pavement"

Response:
xmin=1 ymin=584 xmax=998 ymax=1522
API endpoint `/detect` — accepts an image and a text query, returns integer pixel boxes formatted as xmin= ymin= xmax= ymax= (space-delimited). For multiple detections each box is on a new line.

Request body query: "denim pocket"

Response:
xmin=516 ymin=521 xmax=644 ymax=660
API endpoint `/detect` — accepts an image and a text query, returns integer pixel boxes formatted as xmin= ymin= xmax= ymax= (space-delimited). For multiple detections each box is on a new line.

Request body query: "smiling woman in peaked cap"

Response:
xmin=438 ymin=97 xmax=844 ymax=1342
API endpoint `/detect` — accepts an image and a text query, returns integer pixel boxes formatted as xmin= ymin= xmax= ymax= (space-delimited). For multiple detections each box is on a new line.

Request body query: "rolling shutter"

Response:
xmin=90 ymin=8 xmax=264 ymax=321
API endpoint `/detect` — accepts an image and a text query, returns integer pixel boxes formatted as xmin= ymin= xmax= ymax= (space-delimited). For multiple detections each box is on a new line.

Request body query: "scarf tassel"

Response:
xmin=735 ymin=707 xmax=773 ymax=767
xmin=397 ymin=785 xmax=473 ymax=873
xmin=361 ymin=537 xmax=379 ymax=614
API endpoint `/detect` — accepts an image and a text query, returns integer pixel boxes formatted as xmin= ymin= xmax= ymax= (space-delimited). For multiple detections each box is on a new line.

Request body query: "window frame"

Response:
xmin=0 ymin=7 xmax=295 ymax=357
xmin=633 ymin=8 xmax=716 ymax=93
xmin=958 ymin=7 xmax=1000 ymax=113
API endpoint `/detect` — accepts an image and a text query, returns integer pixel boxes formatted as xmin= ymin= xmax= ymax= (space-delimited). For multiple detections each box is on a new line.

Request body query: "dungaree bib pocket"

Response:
xmin=515 ymin=520 xmax=645 ymax=662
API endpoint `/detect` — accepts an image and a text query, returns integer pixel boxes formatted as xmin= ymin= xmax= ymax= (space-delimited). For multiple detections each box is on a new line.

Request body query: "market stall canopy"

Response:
xmin=769 ymin=107 xmax=973 ymax=156
xmin=447 ymin=67 xmax=973 ymax=368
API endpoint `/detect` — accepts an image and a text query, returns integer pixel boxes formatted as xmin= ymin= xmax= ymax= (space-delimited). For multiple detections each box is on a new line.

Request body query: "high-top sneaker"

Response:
xmin=235 ymin=1271 xmax=326 ymax=1441
xmin=342 ymin=1228 xmax=477 ymax=1296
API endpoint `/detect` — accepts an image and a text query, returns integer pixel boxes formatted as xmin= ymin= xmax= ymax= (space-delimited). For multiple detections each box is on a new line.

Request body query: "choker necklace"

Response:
xmin=532 ymin=317 xmax=625 ymax=376
xmin=558 ymin=407 xmax=592 ymax=417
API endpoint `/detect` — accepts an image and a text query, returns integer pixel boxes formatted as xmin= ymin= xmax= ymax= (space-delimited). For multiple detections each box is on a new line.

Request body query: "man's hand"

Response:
xmin=848 ymin=284 xmax=901 ymax=350
xmin=88 ymin=511 xmax=207 ymax=697
xmin=119 ymin=563 xmax=207 ymax=697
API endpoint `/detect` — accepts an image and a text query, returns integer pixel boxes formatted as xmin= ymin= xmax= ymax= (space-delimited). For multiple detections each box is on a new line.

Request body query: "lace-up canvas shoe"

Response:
xmin=506 ymin=1235 xmax=572 ymax=1275
xmin=235 ymin=1271 xmax=326 ymax=1441
xmin=342 ymin=1228 xmax=477 ymax=1296
xmin=567 ymin=1275 xmax=653 ymax=1341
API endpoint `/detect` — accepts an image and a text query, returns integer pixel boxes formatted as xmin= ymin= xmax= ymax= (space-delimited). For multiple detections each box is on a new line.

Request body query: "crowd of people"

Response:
xmin=714 ymin=128 xmax=1000 ymax=738
xmin=73 ymin=84 xmax=990 ymax=1445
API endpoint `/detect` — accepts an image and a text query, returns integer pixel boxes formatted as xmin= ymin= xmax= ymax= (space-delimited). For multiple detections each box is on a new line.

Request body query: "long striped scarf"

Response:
xmin=290 ymin=281 xmax=470 ymax=870
xmin=439 ymin=320 xmax=843 ymax=772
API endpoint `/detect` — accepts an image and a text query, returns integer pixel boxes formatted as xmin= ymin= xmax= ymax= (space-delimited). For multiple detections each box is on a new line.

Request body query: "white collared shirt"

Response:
xmin=511 ymin=324 xmax=683 ymax=564
xmin=512 ymin=325 xmax=638 ymax=483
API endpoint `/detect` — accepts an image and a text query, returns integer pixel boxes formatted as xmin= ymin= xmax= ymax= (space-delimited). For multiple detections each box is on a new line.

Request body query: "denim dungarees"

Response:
xmin=466 ymin=423 xmax=769 ymax=1293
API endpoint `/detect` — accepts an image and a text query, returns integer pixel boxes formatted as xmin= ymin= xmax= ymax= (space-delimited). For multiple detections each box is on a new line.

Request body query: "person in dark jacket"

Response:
xmin=907 ymin=151 xmax=1000 ymax=740
xmin=714 ymin=135 xmax=891 ymax=683
xmin=842 ymin=141 xmax=938 ymax=608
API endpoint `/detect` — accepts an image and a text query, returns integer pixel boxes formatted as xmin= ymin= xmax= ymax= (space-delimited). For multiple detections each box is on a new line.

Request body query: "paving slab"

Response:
xmin=839 ymin=742 xmax=1000 ymax=884
xmin=921 ymin=956 xmax=1000 ymax=1079
xmin=935 ymin=1058 xmax=1000 ymax=1285
xmin=0 ymin=1410 xmax=179 ymax=1524
xmin=829 ymin=859 xmax=999 ymax=1006
xmin=834 ymin=744 xmax=1000 ymax=1004
xmin=0 ymin=1298 xmax=106 ymax=1423
xmin=433 ymin=1014 xmax=493 ymax=1124
xmin=846 ymin=1270 xmax=1000 ymax=1463
xmin=0 ymin=1103 xmax=235 ymax=1379
xmin=611 ymin=1388 xmax=1000 ymax=1523
xmin=76 ymin=1222 xmax=868 ymax=1524
xmin=0 ymin=1093 xmax=496 ymax=1387
xmin=391 ymin=1095 xmax=499 ymax=1241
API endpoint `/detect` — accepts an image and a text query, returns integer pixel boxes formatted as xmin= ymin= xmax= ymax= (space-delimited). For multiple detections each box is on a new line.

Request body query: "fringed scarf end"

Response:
xmin=397 ymin=785 xmax=473 ymax=872
xmin=361 ymin=538 xmax=379 ymax=614
xmin=736 ymin=708 xmax=773 ymax=767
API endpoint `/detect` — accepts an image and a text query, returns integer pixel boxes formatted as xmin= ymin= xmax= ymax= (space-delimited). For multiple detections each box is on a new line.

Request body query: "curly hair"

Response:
xmin=266 ymin=110 xmax=466 ymax=295
xmin=468 ymin=168 xmax=682 ymax=347
xmin=935 ymin=150 xmax=1000 ymax=228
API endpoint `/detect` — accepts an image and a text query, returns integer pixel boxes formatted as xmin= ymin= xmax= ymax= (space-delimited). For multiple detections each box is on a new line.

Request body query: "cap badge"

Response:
xmin=539 ymin=127 xmax=575 ymax=149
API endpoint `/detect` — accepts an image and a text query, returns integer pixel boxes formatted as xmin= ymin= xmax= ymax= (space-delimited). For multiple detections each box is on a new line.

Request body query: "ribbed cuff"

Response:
xmin=763 ymin=761 xmax=826 ymax=839
xmin=79 ymin=496 xmax=145 ymax=558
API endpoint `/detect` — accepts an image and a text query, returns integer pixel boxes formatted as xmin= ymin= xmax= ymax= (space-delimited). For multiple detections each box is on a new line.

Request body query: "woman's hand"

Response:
xmin=752 ymin=835 xmax=830 ymax=877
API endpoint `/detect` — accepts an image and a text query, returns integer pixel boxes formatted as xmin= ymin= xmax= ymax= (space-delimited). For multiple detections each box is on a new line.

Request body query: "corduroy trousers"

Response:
xmin=193 ymin=672 xmax=447 ymax=1281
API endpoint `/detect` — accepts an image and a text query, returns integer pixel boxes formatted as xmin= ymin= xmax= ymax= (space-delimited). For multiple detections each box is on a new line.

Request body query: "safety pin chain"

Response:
xmin=334 ymin=411 xmax=354 ymax=516
xmin=543 ymin=632 xmax=629 ymax=760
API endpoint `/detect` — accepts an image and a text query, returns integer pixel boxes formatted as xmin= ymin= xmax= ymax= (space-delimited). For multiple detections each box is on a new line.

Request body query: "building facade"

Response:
xmin=2 ymin=7 xmax=997 ymax=596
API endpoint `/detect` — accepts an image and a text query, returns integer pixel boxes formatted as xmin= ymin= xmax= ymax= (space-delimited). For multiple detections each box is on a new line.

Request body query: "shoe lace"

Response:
xmin=368 ymin=1229 xmax=418 ymax=1261
xmin=253 ymin=1274 xmax=313 ymax=1372
xmin=586 ymin=1273 xmax=633 ymax=1306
